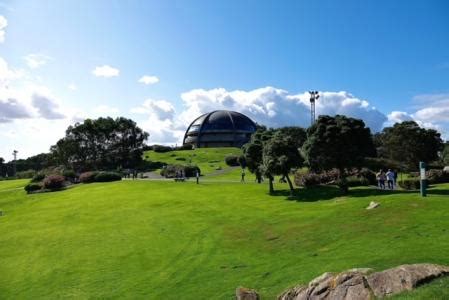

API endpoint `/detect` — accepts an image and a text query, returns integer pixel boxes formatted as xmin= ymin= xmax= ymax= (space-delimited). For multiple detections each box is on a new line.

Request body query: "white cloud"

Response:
xmin=67 ymin=83 xmax=77 ymax=91
xmin=0 ymin=15 xmax=7 ymax=43
xmin=32 ymin=93 xmax=65 ymax=120
xmin=92 ymin=65 xmax=119 ymax=77
xmin=0 ymin=57 xmax=23 ymax=86
xmin=0 ymin=98 xmax=33 ymax=123
xmin=179 ymin=87 xmax=387 ymax=132
xmin=138 ymin=75 xmax=159 ymax=85
xmin=23 ymin=54 xmax=51 ymax=69
xmin=387 ymin=111 xmax=414 ymax=124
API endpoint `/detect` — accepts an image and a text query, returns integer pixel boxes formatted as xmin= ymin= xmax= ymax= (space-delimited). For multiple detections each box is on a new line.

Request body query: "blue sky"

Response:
xmin=0 ymin=0 xmax=448 ymax=160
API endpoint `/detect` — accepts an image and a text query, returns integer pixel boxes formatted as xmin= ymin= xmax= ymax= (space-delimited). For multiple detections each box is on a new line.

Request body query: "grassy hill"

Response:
xmin=144 ymin=147 xmax=243 ymax=177
xmin=1 ymin=179 xmax=449 ymax=299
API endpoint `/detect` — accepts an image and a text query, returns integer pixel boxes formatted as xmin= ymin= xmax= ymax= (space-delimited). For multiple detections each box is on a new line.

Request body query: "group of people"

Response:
xmin=376 ymin=169 xmax=398 ymax=190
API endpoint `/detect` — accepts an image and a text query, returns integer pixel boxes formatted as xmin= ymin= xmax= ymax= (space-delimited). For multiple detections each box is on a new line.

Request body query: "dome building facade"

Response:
xmin=183 ymin=110 xmax=257 ymax=148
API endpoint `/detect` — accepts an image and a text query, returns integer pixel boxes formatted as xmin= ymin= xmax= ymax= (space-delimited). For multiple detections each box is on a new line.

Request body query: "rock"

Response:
xmin=277 ymin=264 xmax=449 ymax=300
xmin=236 ymin=287 xmax=260 ymax=300
xmin=366 ymin=201 xmax=380 ymax=210
xmin=366 ymin=263 xmax=449 ymax=298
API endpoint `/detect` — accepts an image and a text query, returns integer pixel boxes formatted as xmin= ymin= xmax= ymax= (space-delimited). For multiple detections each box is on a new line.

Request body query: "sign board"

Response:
xmin=420 ymin=168 xmax=426 ymax=180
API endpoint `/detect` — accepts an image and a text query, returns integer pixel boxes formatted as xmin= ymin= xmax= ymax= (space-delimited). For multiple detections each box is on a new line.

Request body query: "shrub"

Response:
xmin=63 ymin=170 xmax=77 ymax=182
xmin=31 ymin=173 xmax=45 ymax=183
xmin=225 ymin=155 xmax=240 ymax=166
xmin=24 ymin=183 xmax=42 ymax=193
xmin=398 ymin=178 xmax=421 ymax=190
xmin=94 ymin=171 xmax=122 ymax=182
xmin=160 ymin=164 xmax=200 ymax=178
xmin=427 ymin=169 xmax=449 ymax=184
xmin=80 ymin=171 xmax=99 ymax=183
xmin=175 ymin=157 xmax=186 ymax=161
xmin=356 ymin=168 xmax=377 ymax=185
xmin=16 ymin=170 xmax=36 ymax=179
xmin=153 ymin=144 xmax=173 ymax=153
xmin=43 ymin=175 xmax=65 ymax=190
xmin=294 ymin=172 xmax=321 ymax=187
xmin=175 ymin=144 xmax=193 ymax=151
xmin=346 ymin=176 xmax=370 ymax=187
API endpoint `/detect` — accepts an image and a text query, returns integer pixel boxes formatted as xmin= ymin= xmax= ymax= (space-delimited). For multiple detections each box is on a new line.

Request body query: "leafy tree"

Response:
xmin=51 ymin=117 xmax=149 ymax=171
xmin=378 ymin=121 xmax=443 ymax=171
xmin=262 ymin=135 xmax=303 ymax=195
xmin=242 ymin=127 xmax=274 ymax=183
xmin=275 ymin=126 xmax=307 ymax=149
xmin=441 ymin=142 xmax=449 ymax=165
xmin=302 ymin=115 xmax=375 ymax=193
xmin=0 ymin=157 xmax=4 ymax=177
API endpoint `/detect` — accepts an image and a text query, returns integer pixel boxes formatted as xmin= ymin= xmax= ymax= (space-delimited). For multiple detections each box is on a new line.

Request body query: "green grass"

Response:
xmin=1 ymin=179 xmax=449 ymax=299
xmin=144 ymin=147 xmax=242 ymax=175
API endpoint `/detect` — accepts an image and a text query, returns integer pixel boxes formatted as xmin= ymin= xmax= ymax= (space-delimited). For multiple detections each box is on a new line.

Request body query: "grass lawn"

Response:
xmin=1 ymin=179 xmax=449 ymax=299
xmin=144 ymin=147 xmax=242 ymax=175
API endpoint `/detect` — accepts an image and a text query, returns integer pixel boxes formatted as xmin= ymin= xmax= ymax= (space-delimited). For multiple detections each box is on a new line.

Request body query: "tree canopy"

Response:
xmin=51 ymin=117 xmax=149 ymax=171
xmin=302 ymin=115 xmax=375 ymax=173
xmin=376 ymin=121 xmax=443 ymax=170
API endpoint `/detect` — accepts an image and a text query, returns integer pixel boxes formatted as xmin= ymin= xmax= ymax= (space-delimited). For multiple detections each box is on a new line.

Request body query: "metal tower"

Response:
xmin=12 ymin=150 xmax=18 ymax=177
xmin=309 ymin=91 xmax=319 ymax=125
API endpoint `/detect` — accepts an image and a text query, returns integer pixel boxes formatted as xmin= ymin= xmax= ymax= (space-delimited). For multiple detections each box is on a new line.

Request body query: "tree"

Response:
xmin=51 ymin=117 xmax=149 ymax=171
xmin=262 ymin=135 xmax=303 ymax=195
xmin=0 ymin=157 xmax=4 ymax=177
xmin=441 ymin=142 xmax=449 ymax=165
xmin=378 ymin=121 xmax=443 ymax=171
xmin=275 ymin=126 xmax=307 ymax=149
xmin=302 ymin=115 xmax=375 ymax=193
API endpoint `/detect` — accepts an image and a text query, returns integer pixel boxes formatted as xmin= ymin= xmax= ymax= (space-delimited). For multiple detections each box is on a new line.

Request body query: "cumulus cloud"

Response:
xmin=387 ymin=111 xmax=414 ymax=124
xmin=32 ymin=93 xmax=65 ymax=120
xmin=92 ymin=65 xmax=119 ymax=77
xmin=179 ymin=87 xmax=387 ymax=132
xmin=23 ymin=54 xmax=51 ymax=69
xmin=0 ymin=15 xmax=7 ymax=43
xmin=132 ymin=87 xmax=392 ymax=145
xmin=138 ymin=75 xmax=159 ymax=85
xmin=0 ymin=98 xmax=33 ymax=123
xmin=0 ymin=57 xmax=23 ymax=86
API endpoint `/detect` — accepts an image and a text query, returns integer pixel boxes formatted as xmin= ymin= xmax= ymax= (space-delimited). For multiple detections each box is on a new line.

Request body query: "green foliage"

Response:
xmin=62 ymin=170 xmax=77 ymax=181
xmin=51 ymin=117 xmax=149 ymax=171
xmin=160 ymin=164 xmax=200 ymax=178
xmin=398 ymin=178 xmax=421 ymax=190
xmin=153 ymin=144 xmax=173 ymax=153
xmin=31 ymin=173 xmax=45 ymax=183
xmin=15 ymin=169 xmax=36 ymax=179
xmin=94 ymin=172 xmax=122 ymax=182
xmin=363 ymin=157 xmax=401 ymax=172
xmin=43 ymin=175 xmax=65 ymax=190
xmin=24 ymin=182 xmax=42 ymax=193
xmin=224 ymin=155 xmax=240 ymax=166
xmin=377 ymin=121 xmax=443 ymax=171
xmin=302 ymin=115 xmax=376 ymax=173
xmin=442 ymin=143 xmax=449 ymax=165
xmin=426 ymin=169 xmax=449 ymax=184
xmin=79 ymin=171 xmax=99 ymax=183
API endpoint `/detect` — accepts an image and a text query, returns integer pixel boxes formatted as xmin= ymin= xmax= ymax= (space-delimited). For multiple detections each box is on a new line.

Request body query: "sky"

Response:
xmin=0 ymin=0 xmax=448 ymax=160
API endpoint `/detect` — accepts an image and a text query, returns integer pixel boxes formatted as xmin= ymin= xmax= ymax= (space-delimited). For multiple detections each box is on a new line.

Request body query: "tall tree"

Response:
xmin=302 ymin=115 xmax=375 ymax=193
xmin=242 ymin=127 xmax=275 ymax=183
xmin=262 ymin=134 xmax=303 ymax=195
xmin=51 ymin=117 xmax=149 ymax=171
xmin=0 ymin=157 xmax=4 ymax=177
xmin=379 ymin=121 xmax=443 ymax=170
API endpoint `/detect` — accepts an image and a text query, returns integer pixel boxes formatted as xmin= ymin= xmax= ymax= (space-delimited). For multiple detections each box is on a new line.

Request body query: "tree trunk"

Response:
xmin=268 ymin=175 xmax=274 ymax=194
xmin=285 ymin=173 xmax=294 ymax=196
xmin=256 ymin=174 xmax=262 ymax=184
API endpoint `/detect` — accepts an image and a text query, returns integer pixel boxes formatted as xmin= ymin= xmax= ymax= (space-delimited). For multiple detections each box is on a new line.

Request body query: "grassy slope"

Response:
xmin=144 ymin=147 xmax=242 ymax=175
xmin=1 ymin=180 xmax=449 ymax=299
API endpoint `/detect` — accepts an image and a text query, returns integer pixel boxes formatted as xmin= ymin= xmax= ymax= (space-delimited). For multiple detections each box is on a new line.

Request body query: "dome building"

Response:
xmin=183 ymin=110 xmax=257 ymax=148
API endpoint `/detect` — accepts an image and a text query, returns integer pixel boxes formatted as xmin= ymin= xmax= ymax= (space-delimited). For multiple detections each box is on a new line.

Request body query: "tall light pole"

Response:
xmin=12 ymin=150 xmax=18 ymax=177
xmin=309 ymin=91 xmax=320 ymax=126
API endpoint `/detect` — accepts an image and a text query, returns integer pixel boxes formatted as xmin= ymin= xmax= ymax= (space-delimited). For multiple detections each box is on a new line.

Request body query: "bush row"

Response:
xmin=160 ymin=164 xmax=201 ymax=178
xmin=294 ymin=168 xmax=376 ymax=188
xmin=79 ymin=171 xmax=122 ymax=183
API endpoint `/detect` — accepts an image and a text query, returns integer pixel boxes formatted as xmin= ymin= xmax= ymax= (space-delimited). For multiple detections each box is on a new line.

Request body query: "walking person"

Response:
xmin=241 ymin=169 xmax=245 ymax=183
xmin=376 ymin=169 xmax=386 ymax=190
xmin=386 ymin=169 xmax=394 ymax=190
xmin=196 ymin=170 xmax=199 ymax=184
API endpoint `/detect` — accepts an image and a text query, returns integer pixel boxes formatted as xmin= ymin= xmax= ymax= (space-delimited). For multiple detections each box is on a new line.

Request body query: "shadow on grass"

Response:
xmin=428 ymin=189 xmax=449 ymax=196
xmin=272 ymin=185 xmax=421 ymax=202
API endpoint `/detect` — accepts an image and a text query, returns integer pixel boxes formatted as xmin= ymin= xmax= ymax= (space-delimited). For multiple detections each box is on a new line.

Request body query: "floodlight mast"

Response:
xmin=309 ymin=91 xmax=320 ymax=126
xmin=12 ymin=150 xmax=18 ymax=177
